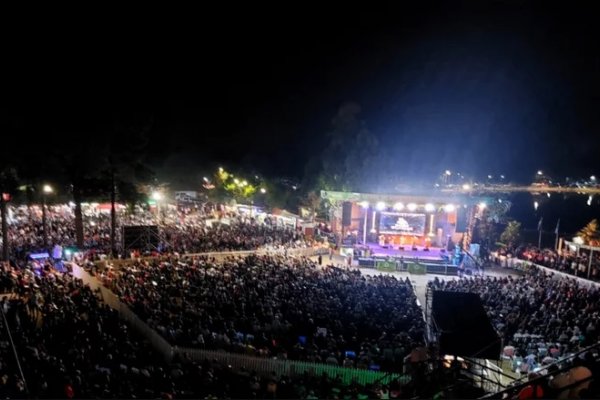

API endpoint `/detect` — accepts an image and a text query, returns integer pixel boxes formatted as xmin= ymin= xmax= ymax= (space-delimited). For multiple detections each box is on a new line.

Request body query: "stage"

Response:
xmin=360 ymin=243 xmax=447 ymax=261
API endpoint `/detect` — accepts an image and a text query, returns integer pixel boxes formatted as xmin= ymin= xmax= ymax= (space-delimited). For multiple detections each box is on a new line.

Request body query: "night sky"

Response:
xmin=2 ymin=2 xmax=599 ymax=187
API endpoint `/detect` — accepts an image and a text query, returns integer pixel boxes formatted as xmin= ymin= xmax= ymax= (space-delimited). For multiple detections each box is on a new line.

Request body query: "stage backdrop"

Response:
xmin=379 ymin=212 xmax=426 ymax=235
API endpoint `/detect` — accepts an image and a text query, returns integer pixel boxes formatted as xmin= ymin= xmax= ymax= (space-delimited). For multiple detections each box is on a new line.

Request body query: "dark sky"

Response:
xmin=2 ymin=2 xmax=599 ymax=186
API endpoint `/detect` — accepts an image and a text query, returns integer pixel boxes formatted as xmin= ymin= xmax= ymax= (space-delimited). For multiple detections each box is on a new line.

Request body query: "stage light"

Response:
xmin=444 ymin=204 xmax=455 ymax=212
xmin=445 ymin=170 xmax=451 ymax=176
xmin=407 ymin=203 xmax=417 ymax=211
xmin=376 ymin=201 xmax=386 ymax=211
xmin=478 ymin=202 xmax=487 ymax=209
xmin=591 ymin=175 xmax=597 ymax=181
xmin=588 ymin=196 xmax=593 ymax=206
xmin=359 ymin=201 xmax=369 ymax=209
xmin=260 ymin=188 xmax=267 ymax=194
xmin=425 ymin=203 xmax=435 ymax=212
xmin=462 ymin=184 xmax=471 ymax=190
xmin=152 ymin=191 xmax=163 ymax=201
xmin=393 ymin=202 xmax=404 ymax=211
xmin=203 ymin=177 xmax=209 ymax=182
xmin=537 ymin=170 xmax=543 ymax=176
xmin=43 ymin=184 xmax=53 ymax=194
xmin=547 ymin=193 xmax=551 ymax=198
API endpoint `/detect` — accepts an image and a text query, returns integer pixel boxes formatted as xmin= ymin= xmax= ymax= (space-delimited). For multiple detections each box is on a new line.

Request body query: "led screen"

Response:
xmin=379 ymin=212 xmax=426 ymax=235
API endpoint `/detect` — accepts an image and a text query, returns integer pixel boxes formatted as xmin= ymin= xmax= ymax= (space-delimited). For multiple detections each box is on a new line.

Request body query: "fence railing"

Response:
xmin=71 ymin=255 xmax=406 ymax=386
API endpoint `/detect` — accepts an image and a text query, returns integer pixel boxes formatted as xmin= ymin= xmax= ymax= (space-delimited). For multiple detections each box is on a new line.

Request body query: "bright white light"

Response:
xmin=407 ymin=203 xmax=417 ymax=212
xmin=393 ymin=202 xmax=404 ymax=211
xmin=498 ymin=199 xmax=503 ymax=203
xmin=203 ymin=177 xmax=209 ymax=182
xmin=359 ymin=201 xmax=369 ymax=209
xmin=445 ymin=170 xmax=451 ymax=176
xmin=537 ymin=170 xmax=543 ymax=176
xmin=425 ymin=203 xmax=435 ymax=212
xmin=43 ymin=184 xmax=53 ymax=194
xmin=152 ymin=191 xmax=163 ymax=201
xmin=234 ymin=178 xmax=240 ymax=184
xmin=444 ymin=204 xmax=455 ymax=213
xmin=487 ymin=175 xmax=493 ymax=179
xmin=462 ymin=184 xmax=471 ymax=190
xmin=65 ymin=249 xmax=72 ymax=256
xmin=376 ymin=201 xmax=386 ymax=211
xmin=588 ymin=196 xmax=593 ymax=206
xmin=500 ymin=175 xmax=505 ymax=179
xmin=242 ymin=180 xmax=248 ymax=186
xmin=534 ymin=201 xmax=539 ymax=210
xmin=574 ymin=236 xmax=584 ymax=245
xmin=260 ymin=188 xmax=267 ymax=194
xmin=68 ymin=201 xmax=76 ymax=208
xmin=547 ymin=193 xmax=551 ymax=198
xmin=292 ymin=186 xmax=297 ymax=190
xmin=478 ymin=202 xmax=487 ymax=209
xmin=591 ymin=175 xmax=597 ymax=181
xmin=219 ymin=167 xmax=223 ymax=172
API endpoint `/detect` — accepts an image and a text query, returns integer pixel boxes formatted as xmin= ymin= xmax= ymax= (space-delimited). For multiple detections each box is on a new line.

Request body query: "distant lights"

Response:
xmin=359 ymin=201 xmax=369 ymax=209
xmin=534 ymin=201 xmax=539 ymax=210
xmin=444 ymin=204 xmax=455 ymax=213
xmin=462 ymin=184 xmax=471 ymax=190
xmin=393 ymin=202 xmax=404 ymax=211
xmin=203 ymin=177 xmax=209 ymax=182
xmin=425 ymin=203 xmax=435 ymax=212
xmin=591 ymin=175 xmax=597 ymax=181
xmin=500 ymin=175 xmax=505 ymax=179
xmin=445 ymin=170 xmax=451 ymax=176
xmin=588 ymin=196 xmax=593 ymax=206
xmin=547 ymin=193 xmax=551 ymax=198
xmin=487 ymin=175 xmax=493 ymax=179
xmin=407 ymin=203 xmax=418 ymax=212
xmin=260 ymin=188 xmax=267 ymax=194
xmin=152 ymin=191 xmax=163 ymax=201
xmin=537 ymin=170 xmax=543 ymax=176
xmin=376 ymin=201 xmax=386 ymax=211
xmin=478 ymin=202 xmax=487 ymax=210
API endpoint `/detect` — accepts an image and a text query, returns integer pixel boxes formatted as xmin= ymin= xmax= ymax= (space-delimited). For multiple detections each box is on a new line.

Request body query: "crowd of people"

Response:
xmin=428 ymin=267 xmax=600 ymax=373
xmin=2 ymin=204 xmax=310 ymax=261
xmin=95 ymin=254 xmax=425 ymax=372
xmin=0 ymin=261 xmax=408 ymax=399
xmin=517 ymin=245 xmax=600 ymax=282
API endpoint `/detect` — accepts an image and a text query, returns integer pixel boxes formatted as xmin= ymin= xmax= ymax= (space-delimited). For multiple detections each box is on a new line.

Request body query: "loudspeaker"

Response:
xmin=122 ymin=225 xmax=160 ymax=252
xmin=456 ymin=206 xmax=468 ymax=232
xmin=342 ymin=202 xmax=352 ymax=226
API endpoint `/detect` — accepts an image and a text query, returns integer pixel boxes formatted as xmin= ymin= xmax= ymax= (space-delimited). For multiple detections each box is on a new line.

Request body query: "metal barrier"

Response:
xmin=174 ymin=346 xmax=406 ymax=386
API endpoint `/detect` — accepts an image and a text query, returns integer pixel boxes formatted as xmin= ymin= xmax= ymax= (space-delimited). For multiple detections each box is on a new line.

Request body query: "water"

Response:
xmin=504 ymin=192 xmax=600 ymax=247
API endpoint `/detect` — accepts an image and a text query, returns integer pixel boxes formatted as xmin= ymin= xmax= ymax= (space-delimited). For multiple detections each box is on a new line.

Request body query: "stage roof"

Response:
xmin=320 ymin=190 xmax=492 ymax=205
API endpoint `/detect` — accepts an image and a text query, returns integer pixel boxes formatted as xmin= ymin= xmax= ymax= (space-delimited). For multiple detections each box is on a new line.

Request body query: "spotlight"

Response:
xmin=478 ymin=202 xmax=487 ymax=209
xmin=359 ymin=201 xmax=369 ymax=209
xmin=425 ymin=203 xmax=435 ymax=212
xmin=407 ymin=203 xmax=417 ymax=212
xmin=376 ymin=201 xmax=386 ymax=211
xmin=444 ymin=204 xmax=455 ymax=213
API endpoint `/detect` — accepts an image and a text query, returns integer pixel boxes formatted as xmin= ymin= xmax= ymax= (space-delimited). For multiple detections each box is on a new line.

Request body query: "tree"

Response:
xmin=0 ymin=168 xmax=19 ymax=261
xmin=303 ymin=102 xmax=381 ymax=193
xmin=500 ymin=221 xmax=521 ymax=249
xmin=301 ymin=191 xmax=321 ymax=221
xmin=578 ymin=219 xmax=600 ymax=246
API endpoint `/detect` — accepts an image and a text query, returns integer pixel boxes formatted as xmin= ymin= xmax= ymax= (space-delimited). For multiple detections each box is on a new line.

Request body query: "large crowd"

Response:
xmin=96 ymin=254 xmax=425 ymax=372
xmin=2 ymin=204 xmax=309 ymax=260
xmin=430 ymin=268 xmax=600 ymax=366
xmin=517 ymin=245 xmax=600 ymax=282
xmin=0 ymin=261 xmax=409 ymax=399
